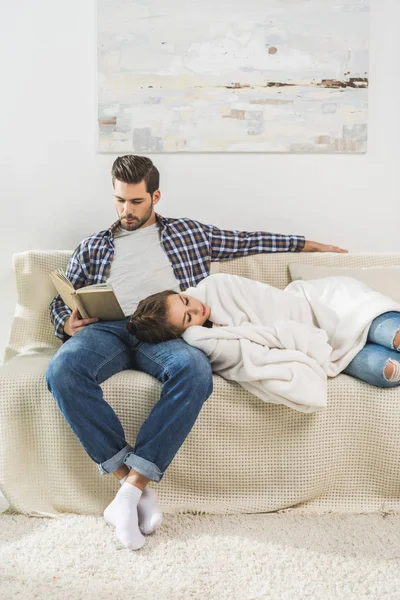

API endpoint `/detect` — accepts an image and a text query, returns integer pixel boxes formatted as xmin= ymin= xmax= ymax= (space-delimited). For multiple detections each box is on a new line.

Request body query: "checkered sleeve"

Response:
xmin=49 ymin=244 xmax=89 ymax=341
xmin=204 ymin=223 xmax=305 ymax=260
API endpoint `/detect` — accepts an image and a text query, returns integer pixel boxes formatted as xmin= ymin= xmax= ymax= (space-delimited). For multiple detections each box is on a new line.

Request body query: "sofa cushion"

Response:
xmin=288 ymin=264 xmax=400 ymax=302
xmin=1 ymin=353 xmax=400 ymax=516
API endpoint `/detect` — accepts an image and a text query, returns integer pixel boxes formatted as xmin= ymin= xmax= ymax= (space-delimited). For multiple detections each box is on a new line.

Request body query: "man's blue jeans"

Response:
xmin=46 ymin=319 xmax=213 ymax=482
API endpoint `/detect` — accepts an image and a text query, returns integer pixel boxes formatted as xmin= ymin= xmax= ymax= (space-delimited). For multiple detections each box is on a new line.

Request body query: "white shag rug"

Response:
xmin=0 ymin=512 xmax=399 ymax=600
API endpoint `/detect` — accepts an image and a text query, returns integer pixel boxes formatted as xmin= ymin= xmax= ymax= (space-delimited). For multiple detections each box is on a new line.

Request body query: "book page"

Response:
xmin=80 ymin=283 xmax=112 ymax=290
xmin=49 ymin=270 xmax=89 ymax=319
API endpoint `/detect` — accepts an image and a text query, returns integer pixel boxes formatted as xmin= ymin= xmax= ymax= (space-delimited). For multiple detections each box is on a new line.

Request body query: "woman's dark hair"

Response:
xmin=111 ymin=155 xmax=160 ymax=196
xmin=127 ymin=290 xmax=185 ymax=343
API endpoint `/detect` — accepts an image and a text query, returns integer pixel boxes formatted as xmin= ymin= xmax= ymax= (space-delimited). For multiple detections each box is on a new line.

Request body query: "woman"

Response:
xmin=127 ymin=273 xmax=400 ymax=413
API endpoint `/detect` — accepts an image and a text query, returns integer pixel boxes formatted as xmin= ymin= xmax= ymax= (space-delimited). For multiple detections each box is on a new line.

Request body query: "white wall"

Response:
xmin=0 ymin=0 xmax=399 ymax=365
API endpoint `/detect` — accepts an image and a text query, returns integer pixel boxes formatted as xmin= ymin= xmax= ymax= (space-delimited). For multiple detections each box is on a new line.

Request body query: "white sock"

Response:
xmin=104 ymin=482 xmax=145 ymax=550
xmin=137 ymin=487 xmax=163 ymax=535
xmin=115 ymin=476 xmax=162 ymax=535
xmin=388 ymin=359 xmax=400 ymax=382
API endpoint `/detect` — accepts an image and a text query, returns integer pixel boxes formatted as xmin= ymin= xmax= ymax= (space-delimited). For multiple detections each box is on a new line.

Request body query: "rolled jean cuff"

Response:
xmin=97 ymin=443 xmax=134 ymax=475
xmin=123 ymin=452 xmax=164 ymax=482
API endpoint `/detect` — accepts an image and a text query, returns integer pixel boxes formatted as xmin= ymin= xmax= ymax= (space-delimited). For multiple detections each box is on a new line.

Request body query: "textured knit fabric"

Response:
xmin=49 ymin=214 xmax=305 ymax=339
xmin=1 ymin=250 xmax=400 ymax=517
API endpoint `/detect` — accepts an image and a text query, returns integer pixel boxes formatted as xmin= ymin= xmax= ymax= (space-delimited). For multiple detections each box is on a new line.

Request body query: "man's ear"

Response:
xmin=152 ymin=190 xmax=161 ymax=205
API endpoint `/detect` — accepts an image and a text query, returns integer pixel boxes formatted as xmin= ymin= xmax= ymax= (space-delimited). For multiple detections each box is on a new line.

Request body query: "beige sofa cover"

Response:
xmin=1 ymin=250 xmax=400 ymax=517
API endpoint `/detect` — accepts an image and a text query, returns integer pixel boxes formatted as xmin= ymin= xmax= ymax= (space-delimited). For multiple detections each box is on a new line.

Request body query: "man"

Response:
xmin=46 ymin=155 xmax=347 ymax=550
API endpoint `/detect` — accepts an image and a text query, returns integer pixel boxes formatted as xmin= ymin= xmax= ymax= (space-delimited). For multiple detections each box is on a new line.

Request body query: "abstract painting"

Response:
xmin=97 ymin=0 xmax=369 ymax=153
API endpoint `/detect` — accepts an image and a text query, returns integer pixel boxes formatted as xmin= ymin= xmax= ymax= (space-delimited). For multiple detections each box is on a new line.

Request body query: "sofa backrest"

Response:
xmin=5 ymin=250 xmax=400 ymax=363
xmin=212 ymin=252 xmax=400 ymax=289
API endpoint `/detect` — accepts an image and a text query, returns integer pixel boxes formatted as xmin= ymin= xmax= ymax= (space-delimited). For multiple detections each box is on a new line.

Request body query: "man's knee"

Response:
xmin=46 ymin=348 xmax=81 ymax=393
xmin=170 ymin=346 xmax=213 ymax=390
xmin=180 ymin=346 xmax=212 ymax=373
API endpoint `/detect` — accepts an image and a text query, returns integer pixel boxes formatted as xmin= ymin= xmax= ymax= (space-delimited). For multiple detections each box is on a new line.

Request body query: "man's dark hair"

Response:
xmin=127 ymin=290 xmax=184 ymax=343
xmin=111 ymin=155 xmax=160 ymax=196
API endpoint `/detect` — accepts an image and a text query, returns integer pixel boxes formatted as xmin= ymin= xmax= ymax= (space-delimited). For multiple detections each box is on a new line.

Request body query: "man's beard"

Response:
xmin=120 ymin=200 xmax=154 ymax=231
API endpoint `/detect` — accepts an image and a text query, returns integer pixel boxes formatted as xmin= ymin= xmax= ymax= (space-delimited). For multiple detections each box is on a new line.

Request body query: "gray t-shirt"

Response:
xmin=107 ymin=223 xmax=181 ymax=316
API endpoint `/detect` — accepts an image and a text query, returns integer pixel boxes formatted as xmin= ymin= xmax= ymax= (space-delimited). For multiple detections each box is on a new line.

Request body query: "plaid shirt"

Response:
xmin=50 ymin=213 xmax=305 ymax=340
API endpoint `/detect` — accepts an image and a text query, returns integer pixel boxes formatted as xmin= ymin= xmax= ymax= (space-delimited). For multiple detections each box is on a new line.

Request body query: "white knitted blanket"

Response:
xmin=182 ymin=274 xmax=400 ymax=413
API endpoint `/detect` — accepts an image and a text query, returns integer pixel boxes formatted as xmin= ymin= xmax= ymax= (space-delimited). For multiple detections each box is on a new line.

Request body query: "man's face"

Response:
xmin=113 ymin=179 xmax=161 ymax=231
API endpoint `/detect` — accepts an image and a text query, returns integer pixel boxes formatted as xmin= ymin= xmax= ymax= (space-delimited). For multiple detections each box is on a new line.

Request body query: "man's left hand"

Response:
xmin=302 ymin=240 xmax=348 ymax=253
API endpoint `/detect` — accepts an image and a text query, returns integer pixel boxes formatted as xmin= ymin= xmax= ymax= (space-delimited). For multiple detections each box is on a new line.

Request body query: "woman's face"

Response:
xmin=167 ymin=294 xmax=211 ymax=330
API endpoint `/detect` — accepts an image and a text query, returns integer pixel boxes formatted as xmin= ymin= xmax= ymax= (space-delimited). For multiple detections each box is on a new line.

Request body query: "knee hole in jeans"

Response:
xmin=384 ymin=360 xmax=394 ymax=380
xmin=394 ymin=330 xmax=400 ymax=350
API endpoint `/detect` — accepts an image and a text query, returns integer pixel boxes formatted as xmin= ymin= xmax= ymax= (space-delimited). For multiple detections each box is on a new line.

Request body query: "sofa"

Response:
xmin=1 ymin=250 xmax=399 ymax=517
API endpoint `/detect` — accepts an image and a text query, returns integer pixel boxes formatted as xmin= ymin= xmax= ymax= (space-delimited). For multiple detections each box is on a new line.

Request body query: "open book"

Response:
xmin=49 ymin=269 xmax=125 ymax=320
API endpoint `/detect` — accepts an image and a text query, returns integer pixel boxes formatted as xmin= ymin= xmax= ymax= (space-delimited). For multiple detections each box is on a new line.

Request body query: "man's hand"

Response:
xmin=302 ymin=240 xmax=348 ymax=253
xmin=64 ymin=308 xmax=99 ymax=336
